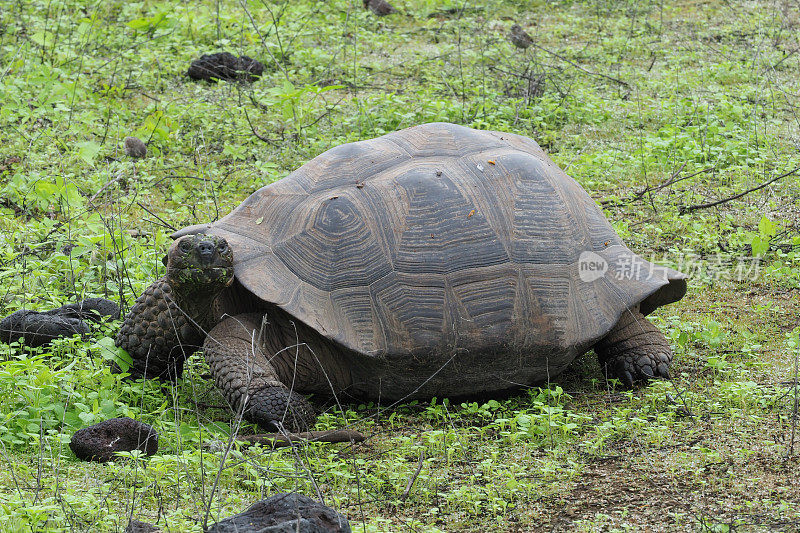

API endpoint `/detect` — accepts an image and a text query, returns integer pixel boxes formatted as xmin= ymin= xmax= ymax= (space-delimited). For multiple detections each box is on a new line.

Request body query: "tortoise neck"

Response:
xmin=169 ymin=284 xmax=221 ymax=333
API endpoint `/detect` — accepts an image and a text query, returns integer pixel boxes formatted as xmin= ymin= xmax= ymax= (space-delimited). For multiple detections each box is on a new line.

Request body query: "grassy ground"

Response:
xmin=1 ymin=0 xmax=799 ymax=531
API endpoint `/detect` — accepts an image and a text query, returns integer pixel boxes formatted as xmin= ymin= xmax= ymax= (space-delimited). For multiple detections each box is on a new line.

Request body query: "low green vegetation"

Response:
xmin=1 ymin=0 xmax=799 ymax=531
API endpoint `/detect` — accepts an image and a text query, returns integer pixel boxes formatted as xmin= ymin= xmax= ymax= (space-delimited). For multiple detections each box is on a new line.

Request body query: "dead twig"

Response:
xmin=773 ymin=47 xmax=798 ymax=70
xmin=136 ymin=202 xmax=177 ymax=231
xmin=88 ymin=173 xmax=123 ymax=204
xmin=528 ymin=42 xmax=629 ymax=88
xmin=788 ymin=331 xmax=799 ymax=459
xmin=399 ymin=451 xmax=425 ymax=502
xmin=237 ymin=429 xmax=365 ymax=447
xmin=601 ymin=165 xmax=713 ymax=207
xmin=243 ymin=106 xmax=278 ymax=146
xmin=680 ymin=165 xmax=800 ymax=214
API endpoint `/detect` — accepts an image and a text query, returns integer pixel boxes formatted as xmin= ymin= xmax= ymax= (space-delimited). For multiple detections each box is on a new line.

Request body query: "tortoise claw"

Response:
xmin=602 ymin=348 xmax=672 ymax=389
xmin=596 ymin=310 xmax=674 ymax=389
xmin=246 ymin=385 xmax=317 ymax=433
xmin=622 ymin=370 xmax=635 ymax=388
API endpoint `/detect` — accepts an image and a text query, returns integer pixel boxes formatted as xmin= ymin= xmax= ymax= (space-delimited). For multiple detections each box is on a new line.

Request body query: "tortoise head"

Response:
xmin=164 ymin=235 xmax=234 ymax=297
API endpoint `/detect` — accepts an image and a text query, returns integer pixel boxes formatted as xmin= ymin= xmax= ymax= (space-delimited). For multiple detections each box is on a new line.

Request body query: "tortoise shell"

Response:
xmin=183 ymin=123 xmax=685 ymax=376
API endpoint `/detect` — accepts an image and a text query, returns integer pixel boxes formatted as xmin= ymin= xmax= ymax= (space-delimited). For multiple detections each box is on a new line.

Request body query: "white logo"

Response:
xmin=578 ymin=251 xmax=608 ymax=282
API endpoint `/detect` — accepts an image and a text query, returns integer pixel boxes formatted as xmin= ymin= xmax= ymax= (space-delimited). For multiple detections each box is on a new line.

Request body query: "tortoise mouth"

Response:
xmin=180 ymin=265 xmax=233 ymax=282
xmin=168 ymin=266 xmax=234 ymax=291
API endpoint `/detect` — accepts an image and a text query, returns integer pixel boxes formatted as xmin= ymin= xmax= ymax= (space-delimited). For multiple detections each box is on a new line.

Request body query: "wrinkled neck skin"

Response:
xmin=167 ymin=278 xmax=225 ymax=335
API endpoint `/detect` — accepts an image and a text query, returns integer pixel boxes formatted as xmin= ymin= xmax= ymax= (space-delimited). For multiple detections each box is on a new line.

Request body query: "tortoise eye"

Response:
xmin=179 ymin=240 xmax=192 ymax=253
xmin=218 ymin=242 xmax=229 ymax=253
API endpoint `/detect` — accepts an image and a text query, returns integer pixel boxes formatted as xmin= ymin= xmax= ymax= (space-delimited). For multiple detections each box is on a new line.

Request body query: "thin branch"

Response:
xmin=487 ymin=64 xmax=544 ymax=83
xmin=237 ymin=429 xmax=365 ymax=447
xmin=203 ymin=396 xmax=247 ymax=531
xmin=136 ymin=202 xmax=177 ymax=231
xmin=528 ymin=42 xmax=630 ymax=88
xmin=788 ymin=331 xmax=799 ymax=459
xmin=773 ymin=47 xmax=798 ymax=70
xmin=243 ymin=105 xmax=278 ymax=146
xmin=88 ymin=172 xmax=122 ymax=204
xmin=601 ymin=165 xmax=713 ymax=207
xmin=680 ymin=165 xmax=800 ymax=214
xmin=399 ymin=451 xmax=425 ymax=502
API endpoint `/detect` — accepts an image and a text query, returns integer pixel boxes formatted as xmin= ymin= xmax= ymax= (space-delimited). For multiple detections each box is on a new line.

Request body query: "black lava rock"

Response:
xmin=187 ymin=52 xmax=265 ymax=82
xmin=0 ymin=310 xmax=89 ymax=347
xmin=364 ymin=0 xmax=397 ymax=16
xmin=208 ymin=493 xmax=351 ymax=533
xmin=0 ymin=298 xmax=119 ymax=348
xmin=53 ymin=298 xmax=120 ymax=323
xmin=70 ymin=417 xmax=158 ymax=463
xmin=124 ymin=520 xmax=160 ymax=533
xmin=509 ymin=24 xmax=534 ymax=49
xmin=124 ymin=136 xmax=147 ymax=159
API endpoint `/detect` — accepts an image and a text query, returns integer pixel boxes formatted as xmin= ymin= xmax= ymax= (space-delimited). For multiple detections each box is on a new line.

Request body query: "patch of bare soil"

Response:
xmin=543 ymin=438 xmax=800 ymax=532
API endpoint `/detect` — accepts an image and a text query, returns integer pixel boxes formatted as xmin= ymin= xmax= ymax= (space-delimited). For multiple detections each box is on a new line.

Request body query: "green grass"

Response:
xmin=1 ymin=0 xmax=799 ymax=531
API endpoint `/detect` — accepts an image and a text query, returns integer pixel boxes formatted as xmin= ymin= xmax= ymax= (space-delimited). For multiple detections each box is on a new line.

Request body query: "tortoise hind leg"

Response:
xmin=203 ymin=313 xmax=316 ymax=432
xmin=594 ymin=308 xmax=672 ymax=388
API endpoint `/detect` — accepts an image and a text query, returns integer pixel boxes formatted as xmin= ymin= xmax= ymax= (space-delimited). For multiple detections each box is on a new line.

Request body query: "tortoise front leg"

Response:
xmin=115 ymin=277 xmax=201 ymax=381
xmin=594 ymin=307 xmax=673 ymax=388
xmin=203 ymin=313 xmax=316 ymax=432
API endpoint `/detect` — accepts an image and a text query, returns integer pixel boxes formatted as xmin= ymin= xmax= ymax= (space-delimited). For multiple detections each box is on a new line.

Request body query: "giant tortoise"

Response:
xmin=116 ymin=123 xmax=687 ymax=431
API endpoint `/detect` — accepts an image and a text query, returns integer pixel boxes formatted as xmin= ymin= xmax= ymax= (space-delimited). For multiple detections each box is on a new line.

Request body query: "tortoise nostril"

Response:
xmin=197 ymin=241 xmax=215 ymax=260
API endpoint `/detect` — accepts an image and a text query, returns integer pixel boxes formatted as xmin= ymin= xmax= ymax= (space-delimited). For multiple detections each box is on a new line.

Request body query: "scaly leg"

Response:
xmin=203 ymin=313 xmax=316 ymax=432
xmin=594 ymin=308 xmax=673 ymax=388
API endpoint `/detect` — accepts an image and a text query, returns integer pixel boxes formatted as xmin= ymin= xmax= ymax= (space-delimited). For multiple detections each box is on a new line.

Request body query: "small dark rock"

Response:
xmin=509 ymin=24 xmax=533 ymax=49
xmin=124 ymin=520 xmax=160 ymax=533
xmin=364 ymin=0 xmax=397 ymax=16
xmin=0 ymin=310 xmax=89 ymax=347
xmin=124 ymin=137 xmax=147 ymax=159
xmin=208 ymin=493 xmax=351 ymax=533
xmin=53 ymin=298 xmax=120 ymax=323
xmin=0 ymin=155 xmax=21 ymax=175
xmin=0 ymin=298 xmax=120 ymax=348
xmin=70 ymin=417 xmax=158 ymax=463
xmin=187 ymin=52 xmax=265 ymax=82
